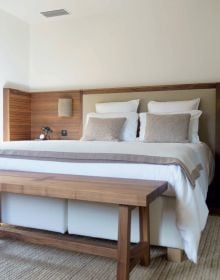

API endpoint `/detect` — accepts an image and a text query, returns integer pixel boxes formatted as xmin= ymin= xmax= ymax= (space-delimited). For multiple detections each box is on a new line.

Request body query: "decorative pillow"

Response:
xmin=139 ymin=110 xmax=202 ymax=143
xmin=82 ymin=117 xmax=126 ymax=141
xmin=96 ymin=99 xmax=139 ymax=113
xmin=85 ymin=112 xmax=138 ymax=141
xmin=144 ymin=113 xmax=191 ymax=143
xmin=148 ymin=98 xmax=200 ymax=113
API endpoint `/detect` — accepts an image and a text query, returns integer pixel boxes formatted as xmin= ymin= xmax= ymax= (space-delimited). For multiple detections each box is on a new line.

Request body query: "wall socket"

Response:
xmin=61 ymin=129 xmax=68 ymax=136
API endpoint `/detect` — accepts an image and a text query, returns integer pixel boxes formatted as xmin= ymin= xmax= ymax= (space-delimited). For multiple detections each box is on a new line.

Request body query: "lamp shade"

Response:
xmin=58 ymin=98 xmax=72 ymax=117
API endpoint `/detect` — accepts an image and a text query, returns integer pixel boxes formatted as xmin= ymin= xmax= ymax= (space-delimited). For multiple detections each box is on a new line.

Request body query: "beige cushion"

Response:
xmin=85 ymin=112 xmax=138 ymax=141
xmin=144 ymin=113 xmax=191 ymax=143
xmin=82 ymin=117 xmax=126 ymax=141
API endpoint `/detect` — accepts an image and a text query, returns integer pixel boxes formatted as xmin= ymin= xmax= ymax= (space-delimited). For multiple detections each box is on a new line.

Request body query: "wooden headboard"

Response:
xmin=83 ymin=88 xmax=216 ymax=152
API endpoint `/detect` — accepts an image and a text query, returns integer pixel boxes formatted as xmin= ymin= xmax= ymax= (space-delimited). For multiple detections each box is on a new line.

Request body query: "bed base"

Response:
xmin=167 ymin=248 xmax=184 ymax=262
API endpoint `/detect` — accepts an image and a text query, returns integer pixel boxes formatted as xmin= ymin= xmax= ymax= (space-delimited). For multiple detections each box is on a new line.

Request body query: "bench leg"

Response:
xmin=139 ymin=206 xmax=150 ymax=266
xmin=117 ymin=205 xmax=131 ymax=280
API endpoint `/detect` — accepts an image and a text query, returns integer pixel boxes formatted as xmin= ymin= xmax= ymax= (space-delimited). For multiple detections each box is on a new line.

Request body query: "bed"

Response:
xmin=0 ymin=85 xmax=217 ymax=264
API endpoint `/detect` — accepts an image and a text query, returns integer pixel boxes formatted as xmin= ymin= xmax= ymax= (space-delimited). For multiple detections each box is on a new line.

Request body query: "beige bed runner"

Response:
xmin=0 ymin=148 xmax=202 ymax=187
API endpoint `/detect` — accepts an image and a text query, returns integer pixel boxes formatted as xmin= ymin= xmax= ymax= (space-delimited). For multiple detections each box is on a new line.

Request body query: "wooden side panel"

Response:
xmin=215 ymin=83 xmax=220 ymax=161
xmin=207 ymin=83 xmax=220 ymax=209
xmin=3 ymin=88 xmax=31 ymax=141
xmin=31 ymin=91 xmax=82 ymax=140
xmin=3 ymin=89 xmax=10 ymax=141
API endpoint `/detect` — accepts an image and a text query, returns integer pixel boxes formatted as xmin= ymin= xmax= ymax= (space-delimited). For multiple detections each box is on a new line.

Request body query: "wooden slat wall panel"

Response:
xmin=3 ymin=89 xmax=10 ymax=140
xmin=30 ymin=91 xmax=82 ymax=140
xmin=3 ymin=89 xmax=31 ymax=141
xmin=4 ymin=89 xmax=82 ymax=141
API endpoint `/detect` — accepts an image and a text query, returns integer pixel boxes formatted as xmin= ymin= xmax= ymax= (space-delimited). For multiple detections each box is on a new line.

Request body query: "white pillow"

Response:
xmin=85 ymin=112 xmax=138 ymax=141
xmin=139 ymin=110 xmax=202 ymax=143
xmin=96 ymin=99 xmax=139 ymax=113
xmin=148 ymin=98 xmax=200 ymax=113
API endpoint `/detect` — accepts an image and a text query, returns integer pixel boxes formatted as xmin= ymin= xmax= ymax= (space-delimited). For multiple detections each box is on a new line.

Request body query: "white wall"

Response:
xmin=0 ymin=9 xmax=30 ymax=139
xmin=30 ymin=0 xmax=220 ymax=91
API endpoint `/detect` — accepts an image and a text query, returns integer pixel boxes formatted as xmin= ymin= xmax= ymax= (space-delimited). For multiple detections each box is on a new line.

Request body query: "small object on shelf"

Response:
xmin=39 ymin=134 xmax=45 ymax=140
xmin=39 ymin=127 xmax=53 ymax=140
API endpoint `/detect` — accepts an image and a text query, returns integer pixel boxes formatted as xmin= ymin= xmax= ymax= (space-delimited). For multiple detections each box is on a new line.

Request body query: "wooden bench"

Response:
xmin=0 ymin=170 xmax=167 ymax=280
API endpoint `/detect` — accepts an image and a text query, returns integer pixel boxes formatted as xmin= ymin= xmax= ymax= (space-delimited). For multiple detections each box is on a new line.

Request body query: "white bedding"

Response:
xmin=0 ymin=140 xmax=214 ymax=262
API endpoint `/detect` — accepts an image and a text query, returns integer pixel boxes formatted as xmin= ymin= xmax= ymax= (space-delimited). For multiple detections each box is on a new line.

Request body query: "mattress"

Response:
xmin=0 ymin=140 xmax=214 ymax=262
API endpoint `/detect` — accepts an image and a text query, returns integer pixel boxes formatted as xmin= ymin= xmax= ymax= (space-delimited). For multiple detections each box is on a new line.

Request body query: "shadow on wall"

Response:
xmin=3 ymin=81 xmax=29 ymax=92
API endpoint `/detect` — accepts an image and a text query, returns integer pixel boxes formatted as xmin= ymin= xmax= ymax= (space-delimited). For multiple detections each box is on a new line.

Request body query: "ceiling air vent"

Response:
xmin=41 ymin=9 xmax=69 ymax=18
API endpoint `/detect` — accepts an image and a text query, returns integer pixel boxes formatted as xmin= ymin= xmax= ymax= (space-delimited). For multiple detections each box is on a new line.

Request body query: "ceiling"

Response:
xmin=0 ymin=0 xmax=124 ymax=24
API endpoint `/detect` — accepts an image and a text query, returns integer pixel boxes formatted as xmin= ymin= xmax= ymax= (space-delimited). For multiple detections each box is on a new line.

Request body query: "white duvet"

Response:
xmin=0 ymin=140 xmax=214 ymax=262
